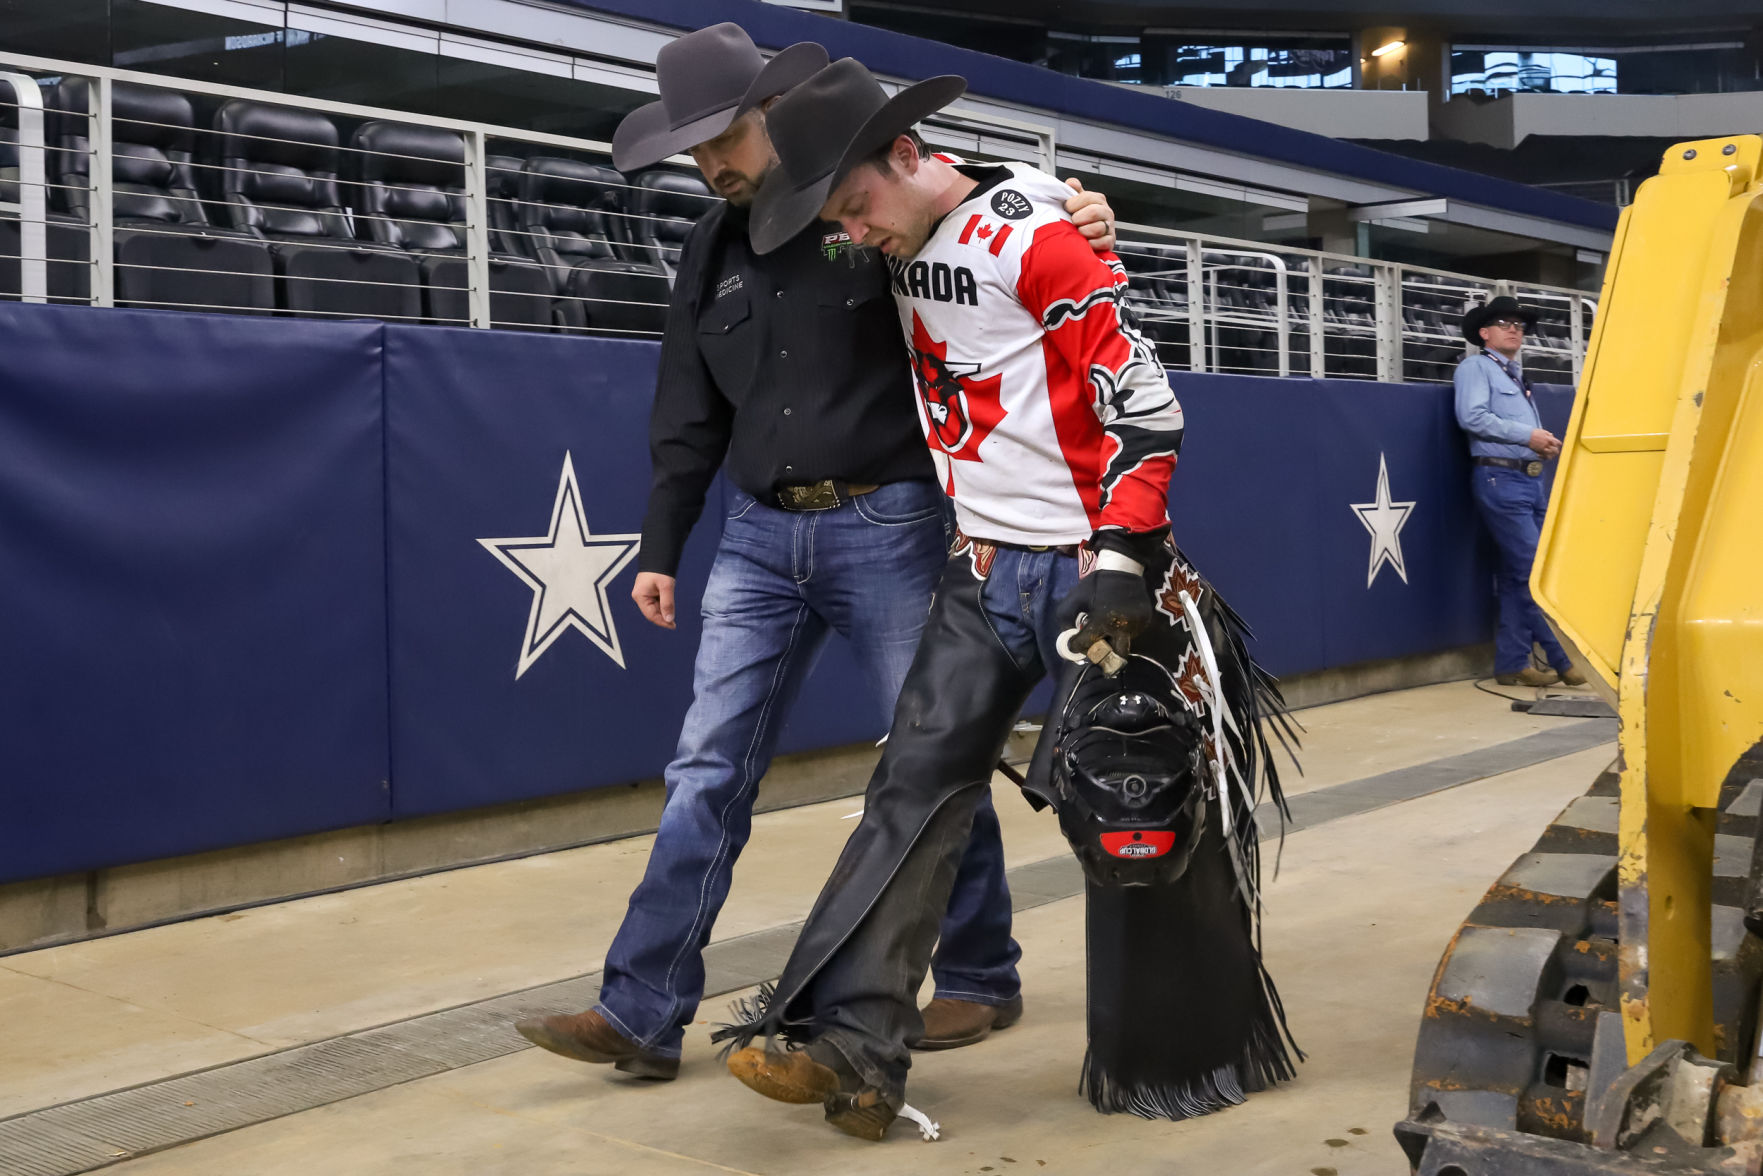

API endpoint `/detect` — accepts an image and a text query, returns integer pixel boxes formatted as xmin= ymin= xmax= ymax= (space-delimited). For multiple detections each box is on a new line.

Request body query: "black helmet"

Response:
xmin=1049 ymin=654 xmax=1211 ymax=888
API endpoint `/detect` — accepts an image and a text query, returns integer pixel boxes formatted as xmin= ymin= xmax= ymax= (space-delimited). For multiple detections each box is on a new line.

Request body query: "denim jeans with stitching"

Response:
xmin=1470 ymin=466 xmax=1571 ymax=677
xmin=594 ymin=479 xmax=1022 ymax=1056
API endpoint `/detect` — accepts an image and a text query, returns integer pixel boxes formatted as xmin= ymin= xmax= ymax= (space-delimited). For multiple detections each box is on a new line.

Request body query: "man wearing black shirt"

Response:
xmin=515 ymin=23 xmax=1116 ymax=1080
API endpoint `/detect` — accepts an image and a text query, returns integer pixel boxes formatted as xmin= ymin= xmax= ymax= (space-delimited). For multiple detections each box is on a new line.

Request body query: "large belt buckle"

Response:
xmin=1525 ymin=461 xmax=1543 ymax=477
xmin=782 ymin=480 xmax=840 ymax=510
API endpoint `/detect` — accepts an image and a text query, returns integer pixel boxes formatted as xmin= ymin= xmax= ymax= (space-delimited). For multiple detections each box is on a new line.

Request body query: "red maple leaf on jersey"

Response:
xmin=909 ymin=311 xmax=1006 ymax=463
xmin=976 ymin=223 xmax=994 ymax=239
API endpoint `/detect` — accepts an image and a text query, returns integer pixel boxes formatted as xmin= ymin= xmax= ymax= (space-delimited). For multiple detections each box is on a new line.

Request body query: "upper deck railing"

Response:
xmin=0 ymin=48 xmax=1593 ymax=386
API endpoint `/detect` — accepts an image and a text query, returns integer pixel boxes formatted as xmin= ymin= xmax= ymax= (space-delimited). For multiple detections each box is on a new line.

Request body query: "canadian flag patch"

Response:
xmin=957 ymin=213 xmax=1013 ymax=256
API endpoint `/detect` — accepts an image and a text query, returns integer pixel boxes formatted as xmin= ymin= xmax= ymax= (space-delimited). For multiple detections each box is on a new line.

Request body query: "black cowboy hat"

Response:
xmin=749 ymin=58 xmax=966 ymax=255
xmin=1460 ymin=295 xmax=1540 ymax=344
xmin=612 ymin=24 xmax=827 ymax=174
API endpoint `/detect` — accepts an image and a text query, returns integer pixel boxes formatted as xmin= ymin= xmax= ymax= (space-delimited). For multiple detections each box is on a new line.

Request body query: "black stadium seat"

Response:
xmin=1323 ymin=264 xmax=1377 ymax=378
xmin=516 ymin=157 xmax=668 ymax=335
xmin=50 ymin=79 xmax=272 ymax=314
xmin=0 ymin=124 xmax=91 ymax=305
xmin=1118 ymin=242 xmax=1189 ymax=369
xmin=350 ymin=121 xmax=550 ymax=330
xmin=484 ymin=153 xmax=526 ymax=257
xmin=214 ymin=99 xmax=420 ymax=321
xmin=622 ymin=169 xmax=712 ymax=279
xmin=517 ymin=157 xmax=626 ymax=283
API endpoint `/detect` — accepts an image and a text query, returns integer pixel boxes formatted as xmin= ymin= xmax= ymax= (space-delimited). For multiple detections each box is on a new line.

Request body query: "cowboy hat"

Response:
xmin=749 ymin=57 xmax=965 ymax=255
xmin=1460 ymin=295 xmax=1540 ymax=345
xmin=612 ymin=24 xmax=827 ymax=174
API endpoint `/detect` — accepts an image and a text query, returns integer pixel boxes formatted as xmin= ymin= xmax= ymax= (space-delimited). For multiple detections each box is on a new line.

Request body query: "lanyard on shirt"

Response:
xmin=1481 ymin=349 xmax=1532 ymax=399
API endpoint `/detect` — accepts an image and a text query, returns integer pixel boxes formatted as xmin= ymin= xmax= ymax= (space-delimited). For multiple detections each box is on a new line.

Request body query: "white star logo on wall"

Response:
xmin=1351 ymin=453 xmax=1416 ymax=589
xmin=479 ymin=452 xmax=641 ymax=677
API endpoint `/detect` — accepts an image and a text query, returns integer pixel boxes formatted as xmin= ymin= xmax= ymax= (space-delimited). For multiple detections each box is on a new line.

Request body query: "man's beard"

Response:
xmin=718 ymin=176 xmax=757 ymax=205
xmin=717 ymin=161 xmax=776 ymax=208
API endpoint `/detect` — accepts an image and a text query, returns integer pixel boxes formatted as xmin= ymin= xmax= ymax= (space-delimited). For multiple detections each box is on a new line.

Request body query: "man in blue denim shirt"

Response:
xmin=1453 ymin=296 xmax=1585 ymax=688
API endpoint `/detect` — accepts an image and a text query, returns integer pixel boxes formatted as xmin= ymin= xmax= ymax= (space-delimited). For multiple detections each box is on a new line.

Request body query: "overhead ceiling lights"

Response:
xmin=1372 ymin=39 xmax=1406 ymax=58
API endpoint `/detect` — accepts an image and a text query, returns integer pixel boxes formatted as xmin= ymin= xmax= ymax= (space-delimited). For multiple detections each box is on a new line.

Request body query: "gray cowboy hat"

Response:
xmin=1461 ymin=295 xmax=1540 ymax=344
xmin=612 ymin=24 xmax=827 ymax=174
xmin=749 ymin=58 xmax=965 ymax=255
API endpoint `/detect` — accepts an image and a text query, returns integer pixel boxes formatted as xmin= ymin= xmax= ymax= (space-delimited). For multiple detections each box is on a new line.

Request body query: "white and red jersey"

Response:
xmin=887 ymin=161 xmax=1183 ymax=547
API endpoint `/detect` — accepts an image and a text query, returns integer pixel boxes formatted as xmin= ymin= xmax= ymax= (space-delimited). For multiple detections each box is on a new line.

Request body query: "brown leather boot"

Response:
xmin=726 ymin=1044 xmax=841 ymax=1104
xmin=1560 ymin=667 xmax=1588 ymax=686
xmin=514 ymin=1009 xmax=679 ymax=1080
xmin=823 ymin=1086 xmax=898 ymax=1142
xmin=909 ymin=995 xmax=1024 ymax=1051
xmin=727 ymin=1042 xmax=898 ymax=1142
xmin=1495 ymin=666 xmax=1559 ymax=688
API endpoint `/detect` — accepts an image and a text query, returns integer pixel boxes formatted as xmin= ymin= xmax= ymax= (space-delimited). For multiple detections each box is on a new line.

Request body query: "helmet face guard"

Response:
xmin=1050 ymin=656 xmax=1212 ymax=888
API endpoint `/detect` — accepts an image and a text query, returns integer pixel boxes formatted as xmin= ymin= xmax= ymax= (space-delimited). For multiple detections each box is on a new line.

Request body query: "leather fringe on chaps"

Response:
xmin=1078 ymin=843 xmax=1299 ymax=1119
xmin=718 ymin=982 xmax=784 ymax=1054
xmin=1060 ymin=545 xmax=1303 ymax=1119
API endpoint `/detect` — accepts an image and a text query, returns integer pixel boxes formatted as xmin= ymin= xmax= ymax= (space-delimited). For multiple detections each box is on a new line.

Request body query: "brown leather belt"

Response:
xmin=773 ymin=480 xmax=880 ymax=511
xmin=1474 ymin=456 xmax=1544 ymax=477
xmin=984 ymin=537 xmax=1082 ymax=557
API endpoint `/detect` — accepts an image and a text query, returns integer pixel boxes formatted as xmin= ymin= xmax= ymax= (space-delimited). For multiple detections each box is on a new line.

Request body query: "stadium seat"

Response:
xmin=1208 ymin=253 xmax=1280 ymax=374
xmin=516 ymin=158 xmax=626 ymax=281
xmin=48 ymin=79 xmax=272 ymax=314
xmin=0 ymin=124 xmax=92 ymax=305
xmin=622 ymin=169 xmax=713 ymax=278
xmin=1117 ymin=242 xmax=1191 ymax=370
xmin=516 ymin=157 xmax=668 ymax=335
xmin=213 ymin=99 xmax=420 ymax=321
xmin=1323 ymin=264 xmax=1377 ymax=378
xmin=484 ymin=153 xmax=526 ymax=256
xmin=349 ymin=121 xmax=550 ymax=330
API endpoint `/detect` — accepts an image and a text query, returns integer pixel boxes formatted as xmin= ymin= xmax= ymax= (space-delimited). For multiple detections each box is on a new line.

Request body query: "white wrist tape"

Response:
xmin=1094 ymin=550 xmax=1144 ymax=576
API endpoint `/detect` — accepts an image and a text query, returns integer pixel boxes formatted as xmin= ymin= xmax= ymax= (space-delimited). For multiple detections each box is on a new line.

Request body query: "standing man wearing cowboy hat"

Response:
xmin=514 ymin=23 xmax=1120 ymax=1081
xmin=713 ymin=58 xmax=1191 ymax=1139
xmin=1454 ymin=295 xmax=1584 ymax=688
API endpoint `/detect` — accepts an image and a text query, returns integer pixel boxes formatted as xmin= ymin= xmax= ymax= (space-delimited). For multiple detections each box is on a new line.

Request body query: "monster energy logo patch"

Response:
xmin=821 ymin=230 xmax=854 ymax=262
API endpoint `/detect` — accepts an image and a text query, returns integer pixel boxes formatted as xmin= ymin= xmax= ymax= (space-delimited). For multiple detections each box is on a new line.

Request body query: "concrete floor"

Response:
xmin=0 ymin=680 xmax=1610 ymax=1175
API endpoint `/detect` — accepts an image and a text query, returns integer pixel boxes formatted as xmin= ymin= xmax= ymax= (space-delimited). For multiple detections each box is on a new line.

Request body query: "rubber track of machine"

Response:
xmin=1404 ymin=747 xmax=1763 ymax=1144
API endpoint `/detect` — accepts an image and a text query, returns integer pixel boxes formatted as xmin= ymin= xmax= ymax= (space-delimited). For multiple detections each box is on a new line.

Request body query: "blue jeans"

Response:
xmin=973 ymin=545 xmax=1086 ymax=681
xmin=595 ymin=480 xmax=1022 ymax=1056
xmin=1470 ymin=466 xmax=1571 ymax=676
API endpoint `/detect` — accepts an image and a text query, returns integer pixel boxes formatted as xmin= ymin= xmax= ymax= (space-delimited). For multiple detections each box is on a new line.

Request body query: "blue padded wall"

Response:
xmin=381 ymin=326 xmax=712 ymax=818
xmin=0 ymin=305 xmax=391 ymax=881
xmin=0 ymin=301 xmax=1569 ymax=881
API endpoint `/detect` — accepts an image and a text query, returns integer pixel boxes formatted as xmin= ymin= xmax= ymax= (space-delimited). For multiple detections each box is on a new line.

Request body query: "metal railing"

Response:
xmin=0 ymin=49 xmax=718 ymax=336
xmin=1113 ymin=221 xmax=1594 ymax=386
xmin=1 ymin=48 xmax=1595 ymax=381
xmin=1537 ymin=177 xmax=1634 ymax=207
